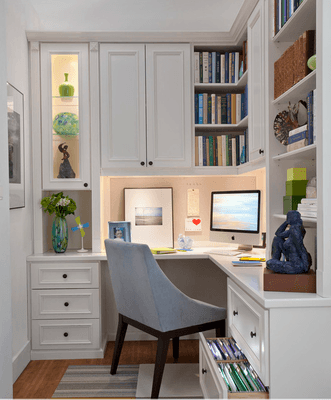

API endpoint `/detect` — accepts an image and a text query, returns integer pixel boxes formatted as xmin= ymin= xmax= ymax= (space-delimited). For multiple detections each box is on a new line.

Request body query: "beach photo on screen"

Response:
xmin=135 ymin=207 xmax=163 ymax=226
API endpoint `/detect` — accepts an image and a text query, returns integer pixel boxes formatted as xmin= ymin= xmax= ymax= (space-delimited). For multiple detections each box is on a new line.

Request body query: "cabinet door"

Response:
xmin=247 ymin=0 xmax=265 ymax=162
xmin=146 ymin=44 xmax=192 ymax=168
xmin=100 ymin=44 xmax=146 ymax=169
xmin=40 ymin=43 xmax=91 ymax=190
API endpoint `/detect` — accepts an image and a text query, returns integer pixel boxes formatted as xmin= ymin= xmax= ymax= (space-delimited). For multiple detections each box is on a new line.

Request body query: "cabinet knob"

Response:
xmin=84 ymin=183 xmax=88 ymax=188
xmin=149 ymin=161 xmax=153 ymax=166
xmin=202 ymin=368 xmax=207 ymax=374
xmin=233 ymin=310 xmax=238 ymax=316
xmin=64 ymin=302 xmax=69 ymax=307
xmin=250 ymin=331 xmax=257 ymax=338
xmin=259 ymin=149 xmax=264 ymax=154
xmin=140 ymin=161 xmax=145 ymax=166
xmin=62 ymin=274 xmax=67 ymax=279
xmin=63 ymin=332 xmax=69 ymax=337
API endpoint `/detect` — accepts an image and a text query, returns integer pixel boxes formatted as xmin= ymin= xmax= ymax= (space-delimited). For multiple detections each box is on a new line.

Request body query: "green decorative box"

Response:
xmin=286 ymin=180 xmax=308 ymax=196
xmin=283 ymin=195 xmax=305 ymax=214
xmin=287 ymin=168 xmax=306 ymax=181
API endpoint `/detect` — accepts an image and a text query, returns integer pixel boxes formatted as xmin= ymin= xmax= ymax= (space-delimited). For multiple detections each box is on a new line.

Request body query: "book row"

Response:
xmin=274 ymin=30 xmax=315 ymax=99
xmin=195 ymin=87 xmax=248 ymax=125
xmin=298 ymin=197 xmax=317 ymax=218
xmin=274 ymin=0 xmax=304 ymax=35
xmin=286 ymin=89 xmax=316 ymax=152
xmin=195 ymin=131 xmax=249 ymax=167
xmin=194 ymin=42 xmax=247 ymax=84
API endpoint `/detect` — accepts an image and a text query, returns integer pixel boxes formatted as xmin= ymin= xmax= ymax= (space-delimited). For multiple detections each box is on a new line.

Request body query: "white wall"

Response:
xmin=0 ymin=2 xmax=13 ymax=398
xmin=6 ymin=0 xmax=41 ymax=383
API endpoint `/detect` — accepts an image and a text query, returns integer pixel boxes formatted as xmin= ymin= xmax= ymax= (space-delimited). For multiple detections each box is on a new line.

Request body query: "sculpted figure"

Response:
xmin=266 ymin=210 xmax=312 ymax=274
xmin=57 ymin=142 xmax=76 ymax=179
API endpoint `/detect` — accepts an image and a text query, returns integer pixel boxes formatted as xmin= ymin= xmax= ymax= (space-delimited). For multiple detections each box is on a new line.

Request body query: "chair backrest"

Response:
xmin=104 ymin=239 xmax=193 ymax=332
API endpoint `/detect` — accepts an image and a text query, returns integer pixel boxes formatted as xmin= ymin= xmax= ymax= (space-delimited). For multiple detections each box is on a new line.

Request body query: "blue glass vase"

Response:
xmin=52 ymin=216 xmax=68 ymax=253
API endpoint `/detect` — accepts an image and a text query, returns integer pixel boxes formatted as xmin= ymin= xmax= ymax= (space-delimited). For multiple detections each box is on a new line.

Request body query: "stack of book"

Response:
xmin=194 ymin=42 xmax=247 ymax=84
xmin=297 ymin=198 xmax=317 ymax=218
xmin=274 ymin=0 xmax=305 ymax=35
xmin=274 ymin=30 xmax=315 ymax=99
xmin=195 ymin=86 xmax=248 ymax=125
xmin=287 ymin=124 xmax=307 ymax=151
xmin=195 ymin=131 xmax=248 ymax=167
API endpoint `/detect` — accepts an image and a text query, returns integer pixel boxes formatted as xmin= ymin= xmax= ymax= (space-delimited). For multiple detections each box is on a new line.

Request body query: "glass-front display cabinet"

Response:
xmin=40 ymin=43 xmax=90 ymax=190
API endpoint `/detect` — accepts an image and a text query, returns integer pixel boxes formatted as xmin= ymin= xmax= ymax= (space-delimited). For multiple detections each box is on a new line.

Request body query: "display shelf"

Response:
xmin=273 ymin=0 xmax=316 ymax=43
xmin=273 ymin=213 xmax=317 ymax=226
xmin=272 ymin=144 xmax=316 ymax=161
xmin=195 ymin=115 xmax=248 ymax=131
xmin=195 ymin=70 xmax=248 ymax=91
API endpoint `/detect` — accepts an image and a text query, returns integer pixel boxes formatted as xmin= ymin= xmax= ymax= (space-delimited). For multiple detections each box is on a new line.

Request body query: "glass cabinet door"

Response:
xmin=41 ymin=43 xmax=90 ymax=190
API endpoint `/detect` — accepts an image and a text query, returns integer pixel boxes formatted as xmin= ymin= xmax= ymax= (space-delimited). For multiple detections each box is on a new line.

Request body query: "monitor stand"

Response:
xmin=237 ymin=244 xmax=253 ymax=251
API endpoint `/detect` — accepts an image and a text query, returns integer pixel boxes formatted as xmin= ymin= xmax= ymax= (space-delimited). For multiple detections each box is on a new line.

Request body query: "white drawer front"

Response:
xmin=32 ymin=319 xmax=100 ymax=350
xmin=31 ymin=262 xmax=99 ymax=289
xmin=227 ymin=279 xmax=269 ymax=386
xmin=32 ymin=289 xmax=100 ymax=319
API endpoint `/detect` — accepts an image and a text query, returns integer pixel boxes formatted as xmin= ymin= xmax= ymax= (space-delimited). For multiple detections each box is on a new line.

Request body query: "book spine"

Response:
xmin=198 ymin=136 xmax=203 ymax=166
xmin=195 ymin=93 xmax=198 ymax=124
xmin=206 ymin=137 xmax=210 ymax=165
xmin=217 ymin=95 xmax=222 ymax=124
xmin=236 ymin=94 xmax=241 ymax=124
xmin=194 ymin=52 xmax=200 ymax=83
xmin=216 ymin=52 xmax=220 ymax=83
xmin=226 ymin=93 xmax=231 ymax=124
xmin=208 ymin=52 xmax=212 ymax=83
xmin=221 ymin=95 xmax=227 ymax=124
xmin=232 ymin=137 xmax=236 ymax=166
xmin=289 ymin=124 xmax=307 ymax=136
xmin=212 ymin=52 xmax=216 ymax=83
xmin=231 ymin=52 xmax=235 ymax=83
xmin=231 ymin=93 xmax=236 ymax=124
xmin=202 ymin=136 xmax=207 ymax=166
xmin=203 ymin=93 xmax=208 ymax=124
xmin=225 ymin=52 xmax=229 ymax=83
xmin=222 ymin=135 xmax=226 ymax=166
xmin=202 ymin=52 xmax=209 ymax=83
xmin=199 ymin=52 xmax=203 ymax=83
xmin=287 ymin=138 xmax=308 ymax=152
xmin=307 ymin=90 xmax=313 ymax=145
xmin=217 ymin=136 xmax=222 ymax=166
xmin=211 ymin=94 xmax=216 ymax=124
xmin=209 ymin=136 xmax=214 ymax=166
xmin=313 ymin=89 xmax=317 ymax=144
xmin=234 ymin=52 xmax=239 ymax=83
xmin=274 ymin=0 xmax=279 ymax=35
xmin=221 ymin=54 xmax=225 ymax=83
xmin=214 ymin=136 xmax=218 ymax=166
xmin=287 ymin=130 xmax=307 ymax=144
xmin=207 ymin=95 xmax=212 ymax=124
xmin=228 ymin=135 xmax=232 ymax=166
xmin=195 ymin=136 xmax=199 ymax=166
xmin=240 ymin=135 xmax=245 ymax=164
xmin=198 ymin=94 xmax=203 ymax=124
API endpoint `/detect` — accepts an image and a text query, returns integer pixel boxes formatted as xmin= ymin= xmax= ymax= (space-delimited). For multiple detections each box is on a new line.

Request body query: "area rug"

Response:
xmin=52 ymin=365 xmax=139 ymax=398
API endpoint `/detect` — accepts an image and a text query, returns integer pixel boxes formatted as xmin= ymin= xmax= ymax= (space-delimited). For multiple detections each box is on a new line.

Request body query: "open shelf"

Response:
xmin=273 ymin=213 xmax=317 ymax=227
xmin=272 ymin=144 xmax=316 ymax=162
xmin=195 ymin=115 xmax=248 ymax=132
xmin=195 ymin=70 xmax=248 ymax=91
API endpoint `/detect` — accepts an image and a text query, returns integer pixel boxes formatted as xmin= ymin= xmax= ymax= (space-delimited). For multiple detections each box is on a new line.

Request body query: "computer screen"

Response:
xmin=210 ymin=190 xmax=261 ymax=248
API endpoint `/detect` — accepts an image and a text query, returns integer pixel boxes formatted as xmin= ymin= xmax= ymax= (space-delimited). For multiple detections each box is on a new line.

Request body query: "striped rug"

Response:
xmin=52 ymin=365 xmax=139 ymax=398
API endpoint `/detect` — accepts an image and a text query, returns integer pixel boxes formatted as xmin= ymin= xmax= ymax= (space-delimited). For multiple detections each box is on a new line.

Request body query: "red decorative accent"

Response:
xmin=192 ymin=219 xmax=201 ymax=226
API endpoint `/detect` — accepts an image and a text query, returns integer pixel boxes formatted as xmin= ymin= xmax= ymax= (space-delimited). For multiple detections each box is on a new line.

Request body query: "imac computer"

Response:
xmin=210 ymin=190 xmax=261 ymax=251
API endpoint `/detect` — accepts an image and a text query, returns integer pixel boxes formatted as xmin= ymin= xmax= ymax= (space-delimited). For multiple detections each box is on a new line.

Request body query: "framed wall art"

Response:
xmin=108 ymin=221 xmax=131 ymax=242
xmin=124 ymin=187 xmax=173 ymax=248
xmin=7 ymin=83 xmax=25 ymax=209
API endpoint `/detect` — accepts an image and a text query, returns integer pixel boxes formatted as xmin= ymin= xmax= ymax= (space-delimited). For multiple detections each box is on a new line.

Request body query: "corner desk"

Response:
xmin=27 ymin=248 xmax=331 ymax=398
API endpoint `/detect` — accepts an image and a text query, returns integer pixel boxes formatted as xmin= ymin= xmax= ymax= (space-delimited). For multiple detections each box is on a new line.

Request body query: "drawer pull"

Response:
xmin=202 ymin=368 xmax=207 ymax=374
xmin=64 ymin=302 xmax=69 ymax=307
xmin=63 ymin=332 xmax=69 ymax=337
xmin=62 ymin=274 xmax=68 ymax=279
xmin=233 ymin=310 xmax=238 ymax=316
xmin=250 ymin=331 xmax=257 ymax=338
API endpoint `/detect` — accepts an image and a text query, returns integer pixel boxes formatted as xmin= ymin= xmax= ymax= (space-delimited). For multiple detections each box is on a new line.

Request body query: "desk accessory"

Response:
xmin=177 ymin=234 xmax=193 ymax=250
xmin=232 ymin=261 xmax=263 ymax=266
xmin=150 ymin=248 xmax=177 ymax=254
xmin=108 ymin=221 xmax=131 ymax=242
xmin=71 ymin=216 xmax=89 ymax=252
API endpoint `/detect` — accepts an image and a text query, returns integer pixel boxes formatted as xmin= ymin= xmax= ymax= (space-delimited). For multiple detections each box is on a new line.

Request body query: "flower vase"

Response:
xmin=52 ymin=216 xmax=68 ymax=253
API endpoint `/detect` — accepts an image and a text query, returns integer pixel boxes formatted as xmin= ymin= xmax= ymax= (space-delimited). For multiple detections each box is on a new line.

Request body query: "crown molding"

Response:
xmin=230 ymin=0 xmax=259 ymax=45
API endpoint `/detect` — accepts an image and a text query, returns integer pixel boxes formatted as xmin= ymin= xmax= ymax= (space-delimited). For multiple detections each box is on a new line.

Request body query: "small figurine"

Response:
xmin=57 ymin=142 xmax=76 ymax=179
xmin=266 ymin=210 xmax=312 ymax=274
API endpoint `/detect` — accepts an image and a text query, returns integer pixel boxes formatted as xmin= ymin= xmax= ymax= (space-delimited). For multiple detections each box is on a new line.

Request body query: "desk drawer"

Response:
xmin=32 ymin=319 xmax=100 ymax=350
xmin=227 ymin=279 xmax=269 ymax=386
xmin=31 ymin=262 xmax=99 ymax=289
xmin=32 ymin=289 xmax=100 ymax=319
xmin=199 ymin=334 xmax=268 ymax=399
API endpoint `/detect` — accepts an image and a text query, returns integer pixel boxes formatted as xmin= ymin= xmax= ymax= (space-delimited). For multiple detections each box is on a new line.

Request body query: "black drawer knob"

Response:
xmin=63 ymin=332 xmax=69 ymax=337
xmin=250 ymin=331 xmax=257 ymax=338
xmin=149 ymin=161 xmax=153 ymax=166
xmin=62 ymin=274 xmax=67 ymax=279
xmin=202 ymin=368 xmax=207 ymax=374
xmin=233 ymin=311 xmax=238 ymax=316
xmin=140 ymin=161 xmax=145 ymax=166
xmin=259 ymin=149 xmax=264 ymax=154
xmin=84 ymin=182 xmax=88 ymax=187
xmin=64 ymin=302 xmax=69 ymax=307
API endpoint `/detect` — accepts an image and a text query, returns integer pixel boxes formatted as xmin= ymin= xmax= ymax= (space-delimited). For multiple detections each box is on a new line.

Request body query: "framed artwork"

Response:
xmin=124 ymin=188 xmax=173 ymax=248
xmin=108 ymin=221 xmax=131 ymax=242
xmin=7 ymin=83 xmax=25 ymax=209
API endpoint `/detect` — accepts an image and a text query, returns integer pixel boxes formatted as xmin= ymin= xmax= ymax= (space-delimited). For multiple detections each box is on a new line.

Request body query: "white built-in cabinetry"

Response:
xmin=100 ymin=43 xmax=192 ymax=171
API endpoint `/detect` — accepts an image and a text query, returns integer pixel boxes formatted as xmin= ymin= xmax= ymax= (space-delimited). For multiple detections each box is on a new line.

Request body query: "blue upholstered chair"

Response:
xmin=105 ymin=239 xmax=226 ymax=399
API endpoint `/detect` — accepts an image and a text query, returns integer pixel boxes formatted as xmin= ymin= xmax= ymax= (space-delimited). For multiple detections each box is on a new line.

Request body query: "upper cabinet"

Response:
xmin=100 ymin=43 xmax=192 ymax=171
xmin=40 ymin=43 xmax=91 ymax=190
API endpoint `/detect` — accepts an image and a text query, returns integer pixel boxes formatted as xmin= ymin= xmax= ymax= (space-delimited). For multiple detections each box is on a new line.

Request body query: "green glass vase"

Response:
xmin=58 ymin=73 xmax=74 ymax=97
xmin=52 ymin=216 xmax=68 ymax=253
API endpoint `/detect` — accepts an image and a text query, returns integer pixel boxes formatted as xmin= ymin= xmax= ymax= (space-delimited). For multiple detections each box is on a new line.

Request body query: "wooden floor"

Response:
xmin=13 ymin=340 xmax=199 ymax=399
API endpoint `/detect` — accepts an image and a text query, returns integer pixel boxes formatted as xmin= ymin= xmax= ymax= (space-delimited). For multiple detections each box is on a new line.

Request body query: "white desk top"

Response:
xmin=27 ymin=247 xmax=331 ymax=309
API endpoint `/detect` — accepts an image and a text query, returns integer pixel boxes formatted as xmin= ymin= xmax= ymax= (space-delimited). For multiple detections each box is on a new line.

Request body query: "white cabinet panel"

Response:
xmin=100 ymin=44 xmax=146 ymax=169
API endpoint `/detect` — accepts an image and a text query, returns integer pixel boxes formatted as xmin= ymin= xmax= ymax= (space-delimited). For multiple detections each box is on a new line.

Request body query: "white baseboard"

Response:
xmin=31 ymin=348 xmax=104 ymax=360
xmin=107 ymin=331 xmax=207 ymax=341
xmin=12 ymin=340 xmax=31 ymax=383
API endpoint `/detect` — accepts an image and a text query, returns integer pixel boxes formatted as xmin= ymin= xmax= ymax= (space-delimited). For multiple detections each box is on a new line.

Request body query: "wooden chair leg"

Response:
xmin=172 ymin=337 xmax=179 ymax=362
xmin=110 ymin=314 xmax=128 ymax=375
xmin=151 ymin=335 xmax=170 ymax=399
xmin=215 ymin=319 xmax=226 ymax=337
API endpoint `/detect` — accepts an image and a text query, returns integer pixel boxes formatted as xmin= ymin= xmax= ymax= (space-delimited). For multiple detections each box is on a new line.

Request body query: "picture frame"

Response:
xmin=108 ymin=221 xmax=131 ymax=242
xmin=124 ymin=187 xmax=173 ymax=248
xmin=7 ymin=83 xmax=25 ymax=209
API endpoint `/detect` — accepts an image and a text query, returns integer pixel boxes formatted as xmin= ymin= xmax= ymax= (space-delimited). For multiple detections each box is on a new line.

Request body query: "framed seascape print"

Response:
xmin=108 ymin=221 xmax=131 ymax=242
xmin=7 ymin=83 xmax=25 ymax=209
xmin=124 ymin=188 xmax=173 ymax=248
